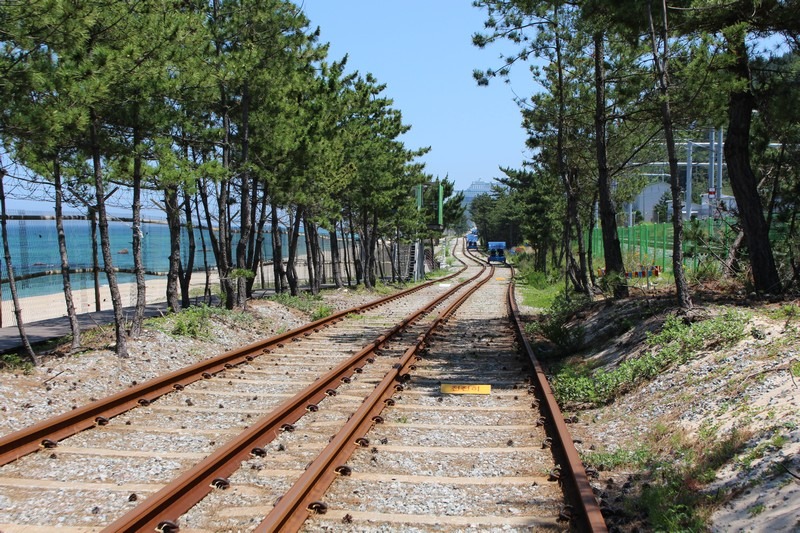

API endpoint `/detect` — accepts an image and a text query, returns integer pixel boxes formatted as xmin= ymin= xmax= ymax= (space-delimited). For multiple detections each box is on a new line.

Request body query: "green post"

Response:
xmin=661 ymin=223 xmax=667 ymax=270
xmin=639 ymin=225 xmax=644 ymax=264
xmin=628 ymin=225 xmax=633 ymax=256
xmin=437 ymin=181 xmax=443 ymax=227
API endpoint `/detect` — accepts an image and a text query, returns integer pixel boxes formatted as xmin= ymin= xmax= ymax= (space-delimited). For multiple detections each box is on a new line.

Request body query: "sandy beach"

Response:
xmin=1 ymin=268 xmax=235 ymax=328
xmin=1 ymin=245 xmax=396 ymax=329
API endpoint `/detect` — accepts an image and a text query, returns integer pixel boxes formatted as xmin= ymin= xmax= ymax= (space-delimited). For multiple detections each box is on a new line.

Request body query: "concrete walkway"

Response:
xmin=0 ymin=300 xmax=173 ymax=354
xmin=0 ymin=289 xmax=279 ymax=355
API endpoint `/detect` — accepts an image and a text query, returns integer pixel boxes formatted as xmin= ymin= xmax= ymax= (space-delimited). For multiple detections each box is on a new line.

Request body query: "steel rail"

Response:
xmin=102 ymin=260 xmax=485 ymax=532
xmin=507 ymin=278 xmax=608 ymax=532
xmin=255 ymin=260 xmax=495 ymax=532
xmin=0 ymin=269 xmax=464 ymax=468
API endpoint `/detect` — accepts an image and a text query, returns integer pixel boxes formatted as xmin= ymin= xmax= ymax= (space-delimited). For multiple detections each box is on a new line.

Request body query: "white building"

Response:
xmin=460 ymin=180 xmax=495 ymax=224
xmin=632 ymin=182 xmax=670 ymax=223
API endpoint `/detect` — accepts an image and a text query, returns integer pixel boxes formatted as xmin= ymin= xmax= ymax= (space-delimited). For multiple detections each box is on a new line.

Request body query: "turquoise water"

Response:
xmin=0 ymin=219 xmax=301 ymax=298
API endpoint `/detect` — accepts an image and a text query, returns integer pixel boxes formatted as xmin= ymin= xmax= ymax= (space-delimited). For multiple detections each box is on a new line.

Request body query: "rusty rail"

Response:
xmin=255 ymin=262 xmax=495 ymax=532
xmin=103 ymin=260 xmax=486 ymax=532
xmin=507 ymin=279 xmax=608 ymax=532
xmin=0 ymin=268 xmax=464 ymax=467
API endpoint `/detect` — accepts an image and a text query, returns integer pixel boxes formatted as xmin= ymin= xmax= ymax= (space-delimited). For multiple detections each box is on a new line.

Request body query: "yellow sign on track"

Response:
xmin=440 ymin=383 xmax=491 ymax=395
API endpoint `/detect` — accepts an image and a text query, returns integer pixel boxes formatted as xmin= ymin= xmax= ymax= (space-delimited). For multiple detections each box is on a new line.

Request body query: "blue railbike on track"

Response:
xmin=487 ymin=241 xmax=506 ymax=264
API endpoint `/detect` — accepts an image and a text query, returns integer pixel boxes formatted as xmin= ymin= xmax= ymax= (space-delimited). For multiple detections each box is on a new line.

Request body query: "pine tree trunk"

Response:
xmin=724 ymin=31 xmax=781 ymax=294
xmin=89 ymin=207 xmax=101 ymax=312
xmin=0 ymin=171 xmax=38 ymax=364
xmin=368 ymin=212 xmax=379 ymax=287
xmin=587 ymin=191 xmax=598 ymax=287
xmin=648 ymin=0 xmax=692 ymax=308
xmin=90 ymin=111 xmax=128 ymax=357
xmin=53 ymin=159 xmax=81 ymax=351
xmin=179 ymin=189 xmax=196 ymax=308
xmin=199 ymin=179 xmax=222 ymax=305
xmin=303 ymin=216 xmax=318 ymax=295
xmin=246 ymin=186 xmax=269 ymax=297
xmin=194 ymin=192 xmax=212 ymax=305
xmin=593 ymin=32 xmax=628 ymax=298
xmin=236 ymin=83 xmax=252 ymax=306
xmin=340 ymin=219 xmax=352 ymax=286
xmin=219 ymin=114 xmax=235 ymax=307
xmin=310 ymin=221 xmax=322 ymax=293
xmin=566 ymin=168 xmax=589 ymax=295
xmin=724 ymin=231 xmax=745 ymax=277
xmin=361 ymin=212 xmax=374 ymax=289
xmin=165 ymin=185 xmax=181 ymax=312
xmin=330 ymin=222 xmax=343 ymax=288
xmin=130 ymin=124 xmax=146 ymax=337
xmin=349 ymin=213 xmax=362 ymax=285
xmin=218 ymin=178 xmax=235 ymax=309
xmin=286 ymin=207 xmax=302 ymax=296
xmin=573 ymin=177 xmax=590 ymax=295
xmin=271 ymin=204 xmax=286 ymax=294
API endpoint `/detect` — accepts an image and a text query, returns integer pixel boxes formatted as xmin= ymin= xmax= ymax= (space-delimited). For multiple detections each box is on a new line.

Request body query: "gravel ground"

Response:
xmin=2 ymin=278 xmax=799 ymax=532
xmin=519 ymin=292 xmax=800 ymax=532
xmin=0 ymin=290 xmax=376 ymax=437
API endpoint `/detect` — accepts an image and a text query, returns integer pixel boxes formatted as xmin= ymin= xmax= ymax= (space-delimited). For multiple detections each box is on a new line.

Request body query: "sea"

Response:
xmin=0 ymin=219 xmax=304 ymax=299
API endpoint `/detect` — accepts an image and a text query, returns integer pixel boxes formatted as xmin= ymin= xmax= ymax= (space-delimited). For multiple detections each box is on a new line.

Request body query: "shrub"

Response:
xmin=0 ymin=353 xmax=34 ymax=373
xmin=551 ymin=310 xmax=750 ymax=406
xmin=527 ymin=290 xmax=590 ymax=350
xmin=170 ymin=305 xmax=214 ymax=339
xmin=310 ymin=304 xmax=333 ymax=321
xmin=270 ymin=292 xmax=336 ymax=320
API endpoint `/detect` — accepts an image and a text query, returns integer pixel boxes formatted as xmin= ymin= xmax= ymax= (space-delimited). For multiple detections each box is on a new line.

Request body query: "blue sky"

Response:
xmin=300 ymin=0 xmax=532 ymax=192
xmin=5 ymin=1 xmax=532 ymax=216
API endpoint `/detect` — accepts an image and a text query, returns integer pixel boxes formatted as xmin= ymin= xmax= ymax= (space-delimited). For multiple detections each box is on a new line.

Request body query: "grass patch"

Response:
xmin=737 ymin=429 xmax=789 ymax=470
xmin=0 ymin=353 xmax=34 ymax=373
xmin=269 ymin=292 xmax=326 ymax=315
xmin=267 ymin=292 xmax=341 ymax=320
xmin=768 ymin=303 xmax=799 ymax=322
xmin=426 ymin=268 xmax=450 ymax=280
xmin=371 ymin=281 xmax=401 ymax=295
xmin=581 ymin=447 xmax=652 ymax=470
xmin=146 ymin=305 xmax=252 ymax=340
xmin=551 ymin=310 xmax=750 ymax=406
xmin=520 ymin=283 xmax=561 ymax=309
xmin=310 ymin=304 xmax=333 ymax=321
xmin=617 ymin=426 xmax=753 ymax=531
xmin=525 ymin=290 xmax=591 ymax=352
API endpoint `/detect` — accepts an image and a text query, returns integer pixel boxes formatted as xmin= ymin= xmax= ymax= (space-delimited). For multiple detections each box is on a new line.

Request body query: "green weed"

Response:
xmin=627 ymin=428 xmax=750 ymax=531
xmin=145 ymin=305 xmax=252 ymax=340
xmin=748 ymin=503 xmax=765 ymax=517
xmin=0 ymin=353 xmax=34 ymax=373
xmin=637 ymin=475 xmax=711 ymax=532
xmin=768 ymin=303 xmax=799 ymax=322
xmin=581 ymin=447 xmax=651 ymax=470
xmin=551 ymin=310 xmax=749 ymax=406
xmin=520 ymin=283 xmax=561 ymax=309
xmin=738 ymin=430 xmax=789 ymax=469
xmin=426 ymin=268 xmax=450 ymax=279
xmin=310 ymin=305 xmax=333 ymax=321
xmin=525 ymin=290 xmax=590 ymax=351
xmin=169 ymin=305 xmax=215 ymax=339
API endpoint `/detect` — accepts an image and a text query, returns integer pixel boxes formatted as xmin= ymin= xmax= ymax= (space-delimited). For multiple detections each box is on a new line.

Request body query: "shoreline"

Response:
xmin=0 ymin=270 xmax=225 ymax=328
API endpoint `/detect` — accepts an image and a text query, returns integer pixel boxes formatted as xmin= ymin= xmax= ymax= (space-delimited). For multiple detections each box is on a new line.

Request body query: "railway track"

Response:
xmin=0 ymin=241 xmax=606 ymax=532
